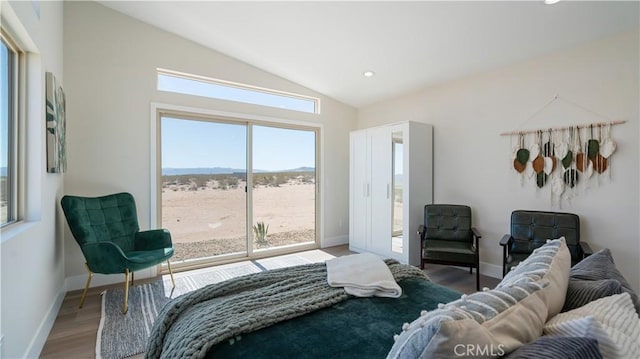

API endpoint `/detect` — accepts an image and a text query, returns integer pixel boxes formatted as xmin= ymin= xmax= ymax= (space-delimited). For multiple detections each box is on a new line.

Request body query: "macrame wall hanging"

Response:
xmin=501 ymin=95 xmax=626 ymax=207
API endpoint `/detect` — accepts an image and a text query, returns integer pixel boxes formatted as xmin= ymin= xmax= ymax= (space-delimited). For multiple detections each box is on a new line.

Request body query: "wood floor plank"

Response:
xmin=40 ymin=246 xmax=501 ymax=358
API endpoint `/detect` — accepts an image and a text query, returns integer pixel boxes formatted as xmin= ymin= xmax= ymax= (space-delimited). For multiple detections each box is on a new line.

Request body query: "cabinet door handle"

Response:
xmin=387 ymin=184 xmax=390 ymax=199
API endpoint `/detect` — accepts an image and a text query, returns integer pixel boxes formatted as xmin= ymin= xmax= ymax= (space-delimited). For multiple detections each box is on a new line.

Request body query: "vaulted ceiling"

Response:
xmin=100 ymin=1 xmax=639 ymax=108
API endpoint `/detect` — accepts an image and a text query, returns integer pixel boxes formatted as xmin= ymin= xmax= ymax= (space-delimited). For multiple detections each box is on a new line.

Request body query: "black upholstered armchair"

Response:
xmin=61 ymin=192 xmax=176 ymax=314
xmin=418 ymin=204 xmax=481 ymax=290
xmin=500 ymin=210 xmax=593 ymax=276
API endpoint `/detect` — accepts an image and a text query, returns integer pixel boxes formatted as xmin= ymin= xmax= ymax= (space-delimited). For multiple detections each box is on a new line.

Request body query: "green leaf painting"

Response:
xmin=46 ymin=72 xmax=66 ymax=173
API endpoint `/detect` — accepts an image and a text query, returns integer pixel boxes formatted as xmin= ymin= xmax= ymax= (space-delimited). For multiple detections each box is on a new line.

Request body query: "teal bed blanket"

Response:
xmin=207 ymin=277 xmax=461 ymax=358
xmin=146 ymin=261 xmax=461 ymax=358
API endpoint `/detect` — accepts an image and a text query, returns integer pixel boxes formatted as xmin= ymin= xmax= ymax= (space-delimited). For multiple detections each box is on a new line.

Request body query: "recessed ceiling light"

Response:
xmin=363 ymin=71 xmax=375 ymax=78
xmin=544 ymin=0 xmax=560 ymax=4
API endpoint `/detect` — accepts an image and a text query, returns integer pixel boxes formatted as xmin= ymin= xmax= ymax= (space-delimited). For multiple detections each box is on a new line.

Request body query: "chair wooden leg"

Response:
xmin=476 ymin=256 xmax=481 ymax=291
xmin=166 ymin=260 xmax=176 ymax=288
xmin=502 ymin=246 xmax=508 ymax=277
xmin=79 ymin=263 xmax=93 ymax=309
xmin=123 ymin=269 xmax=130 ymax=314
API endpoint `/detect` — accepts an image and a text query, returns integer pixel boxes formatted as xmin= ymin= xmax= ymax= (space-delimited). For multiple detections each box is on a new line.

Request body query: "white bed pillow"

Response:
xmin=544 ymin=292 xmax=640 ymax=359
xmin=498 ymin=237 xmax=571 ymax=319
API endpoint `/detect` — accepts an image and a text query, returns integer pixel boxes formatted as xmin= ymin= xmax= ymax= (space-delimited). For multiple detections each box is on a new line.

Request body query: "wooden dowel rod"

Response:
xmin=499 ymin=120 xmax=626 ymax=136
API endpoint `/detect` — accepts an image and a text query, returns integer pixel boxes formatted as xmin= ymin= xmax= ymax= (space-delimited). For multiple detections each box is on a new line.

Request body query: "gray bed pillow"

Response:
xmin=503 ymin=336 xmax=602 ymax=359
xmin=568 ymin=248 xmax=640 ymax=314
xmin=562 ymin=278 xmax=625 ymax=312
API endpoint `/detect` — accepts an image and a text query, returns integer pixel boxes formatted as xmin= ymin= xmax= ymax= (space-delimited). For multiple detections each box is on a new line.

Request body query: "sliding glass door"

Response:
xmin=159 ymin=113 xmax=318 ymax=269
xmin=161 ymin=117 xmax=248 ymax=263
xmin=252 ymin=125 xmax=316 ymax=252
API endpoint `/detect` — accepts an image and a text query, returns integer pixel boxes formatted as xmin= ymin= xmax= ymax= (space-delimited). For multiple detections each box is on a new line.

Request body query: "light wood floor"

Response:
xmin=40 ymin=246 xmax=500 ymax=358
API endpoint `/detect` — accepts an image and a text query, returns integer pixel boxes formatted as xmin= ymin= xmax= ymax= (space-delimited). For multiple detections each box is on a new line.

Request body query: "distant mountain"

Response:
xmin=289 ymin=166 xmax=315 ymax=172
xmin=162 ymin=167 xmax=246 ymax=176
xmin=162 ymin=166 xmax=315 ymax=176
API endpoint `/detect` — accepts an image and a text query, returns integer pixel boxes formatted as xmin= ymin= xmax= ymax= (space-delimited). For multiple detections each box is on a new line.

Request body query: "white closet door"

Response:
xmin=369 ymin=127 xmax=392 ymax=256
xmin=349 ymin=130 xmax=369 ymax=251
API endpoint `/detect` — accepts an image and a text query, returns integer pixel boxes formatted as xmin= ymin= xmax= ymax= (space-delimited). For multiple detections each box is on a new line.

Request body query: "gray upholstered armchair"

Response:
xmin=61 ymin=192 xmax=176 ymax=314
xmin=418 ymin=204 xmax=481 ymax=290
xmin=499 ymin=210 xmax=593 ymax=277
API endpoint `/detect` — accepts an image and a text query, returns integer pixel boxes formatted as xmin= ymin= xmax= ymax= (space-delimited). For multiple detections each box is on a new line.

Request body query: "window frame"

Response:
xmin=157 ymin=68 xmax=320 ymax=114
xmin=1 ymin=28 xmax=21 ymax=228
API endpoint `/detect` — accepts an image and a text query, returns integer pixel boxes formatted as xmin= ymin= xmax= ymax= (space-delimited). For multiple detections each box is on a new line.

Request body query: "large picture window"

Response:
xmin=1 ymin=31 xmax=20 ymax=227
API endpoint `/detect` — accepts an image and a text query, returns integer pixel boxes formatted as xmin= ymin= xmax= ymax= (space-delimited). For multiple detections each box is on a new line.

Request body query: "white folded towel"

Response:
xmin=326 ymin=253 xmax=402 ymax=298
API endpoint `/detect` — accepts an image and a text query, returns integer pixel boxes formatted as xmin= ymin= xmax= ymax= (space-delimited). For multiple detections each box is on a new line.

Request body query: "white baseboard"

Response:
xmin=321 ymin=234 xmax=348 ymax=248
xmin=25 ymin=287 xmax=65 ymax=358
xmin=65 ymin=267 xmax=156 ymax=292
xmin=479 ymin=261 xmax=503 ymax=279
xmin=439 ymin=262 xmax=503 ymax=281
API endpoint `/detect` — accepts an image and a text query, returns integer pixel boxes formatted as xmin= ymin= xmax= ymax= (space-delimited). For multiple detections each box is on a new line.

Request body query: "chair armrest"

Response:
xmin=135 ymin=229 xmax=173 ymax=251
xmin=417 ymin=225 xmax=426 ymax=239
xmin=81 ymin=242 xmax=129 ymax=274
xmin=470 ymin=227 xmax=481 ymax=249
xmin=499 ymin=234 xmax=513 ymax=247
xmin=499 ymin=234 xmax=513 ymax=277
xmin=580 ymin=242 xmax=594 ymax=257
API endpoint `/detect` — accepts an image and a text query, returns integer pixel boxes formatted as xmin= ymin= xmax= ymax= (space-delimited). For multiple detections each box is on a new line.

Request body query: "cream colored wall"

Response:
xmin=0 ymin=1 xmax=65 ymax=358
xmin=358 ymin=30 xmax=640 ymax=292
xmin=63 ymin=2 xmax=356 ymax=288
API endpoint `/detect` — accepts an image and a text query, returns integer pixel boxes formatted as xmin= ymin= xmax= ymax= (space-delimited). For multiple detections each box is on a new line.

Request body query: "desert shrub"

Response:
xmin=394 ymin=189 xmax=403 ymax=203
xmin=273 ymin=174 xmax=287 ymax=187
xmin=254 ymin=175 xmax=270 ymax=187
xmin=253 ymin=221 xmax=270 ymax=248
xmin=227 ymin=176 xmax=239 ymax=188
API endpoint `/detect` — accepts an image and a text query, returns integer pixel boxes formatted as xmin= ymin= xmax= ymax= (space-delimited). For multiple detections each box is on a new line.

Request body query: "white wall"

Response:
xmin=63 ymin=2 xmax=356 ymax=288
xmin=358 ymin=30 xmax=640 ymax=291
xmin=0 ymin=1 xmax=65 ymax=358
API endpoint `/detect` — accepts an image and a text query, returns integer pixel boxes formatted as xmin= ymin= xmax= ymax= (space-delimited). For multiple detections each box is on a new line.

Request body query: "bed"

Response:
xmin=145 ymin=241 xmax=640 ymax=359
xmin=145 ymin=259 xmax=461 ymax=359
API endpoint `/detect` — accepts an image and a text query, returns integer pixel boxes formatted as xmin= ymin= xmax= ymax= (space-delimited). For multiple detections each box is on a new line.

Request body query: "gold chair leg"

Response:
xmin=79 ymin=263 xmax=93 ymax=309
xmin=123 ymin=269 xmax=130 ymax=314
xmin=166 ymin=260 xmax=176 ymax=288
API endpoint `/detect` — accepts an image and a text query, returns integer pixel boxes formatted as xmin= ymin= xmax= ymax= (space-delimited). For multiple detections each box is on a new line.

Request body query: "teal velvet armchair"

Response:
xmin=61 ymin=192 xmax=175 ymax=314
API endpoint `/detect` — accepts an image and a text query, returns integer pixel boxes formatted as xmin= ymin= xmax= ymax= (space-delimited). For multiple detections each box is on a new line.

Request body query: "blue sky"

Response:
xmin=1 ymin=41 xmax=9 ymax=170
xmin=161 ymin=117 xmax=316 ymax=171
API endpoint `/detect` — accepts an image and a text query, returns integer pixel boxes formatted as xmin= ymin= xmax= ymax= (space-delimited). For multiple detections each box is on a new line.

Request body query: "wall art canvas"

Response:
xmin=46 ymin=71 xmax=66 ymax=173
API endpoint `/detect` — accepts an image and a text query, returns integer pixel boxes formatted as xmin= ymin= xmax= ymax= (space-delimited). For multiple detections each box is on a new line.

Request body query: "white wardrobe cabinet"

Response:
xmin=349 ymin=121 xmax=433 ymax=266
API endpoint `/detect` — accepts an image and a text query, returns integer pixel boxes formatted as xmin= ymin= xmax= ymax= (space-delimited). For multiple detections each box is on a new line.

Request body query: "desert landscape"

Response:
xmin=161 ymin=172 xmax=316 ymax=262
